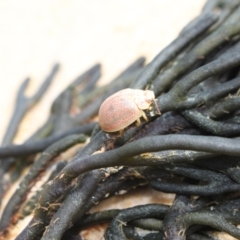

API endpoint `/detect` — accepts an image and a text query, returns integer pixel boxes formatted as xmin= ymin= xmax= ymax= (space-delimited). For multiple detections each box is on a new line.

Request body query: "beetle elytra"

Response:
xmin=98 ymin=88 xmax=158 ymax=132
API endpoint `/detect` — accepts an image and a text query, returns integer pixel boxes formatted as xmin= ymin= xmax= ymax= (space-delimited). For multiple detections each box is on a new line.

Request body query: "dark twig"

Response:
xmin=209 ymin=95 xmax=240 ymax=119
xmin=0 ymin=134 xmax=87 ymax=232
xmin=41 ymin=169 xmax=106 ymax=240
xmin=153 ymin=6 xmax=240 ymax=95
xmin=157 ymin=50 xmax=240 ymax=112
xmin=0 ymin=122 xmax=95 ymax=158
xmin=16 ymin=134 xmax=240 ymax=240
xmin=163 ymin=195 xmax=207 ymax=240
xmin=1 ymin=64 xmax=60 ymax=146
xmin=104 ymin=204 xmax=169 ymax=240
xmin=182 ymin=109 xmax=240 ymax=136
xmin=150 ymin=165 xmax=240 ymax=196
xmin=80 ymin=57 xmax=145 ymax=107
xmin=131 ymin=12 xmax=218 ymax=89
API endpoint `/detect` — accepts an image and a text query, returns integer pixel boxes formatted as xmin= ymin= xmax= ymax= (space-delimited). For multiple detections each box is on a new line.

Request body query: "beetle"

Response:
xmin=98 ymin=88 xmax=158 ymax=133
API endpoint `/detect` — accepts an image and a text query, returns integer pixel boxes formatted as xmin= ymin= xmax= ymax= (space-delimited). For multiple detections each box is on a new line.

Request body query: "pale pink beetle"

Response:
xmin=98 ymin=88 xmax=156 ymax=132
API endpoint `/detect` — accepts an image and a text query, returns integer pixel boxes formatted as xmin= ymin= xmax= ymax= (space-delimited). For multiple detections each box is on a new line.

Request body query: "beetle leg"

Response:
xmin=136 ymin=118 xmax=141 ymax=126
xmin=142 ymin=110 xmax=148 ymax=121
xmin=118 ymin=129 xmax=123 ymax=136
